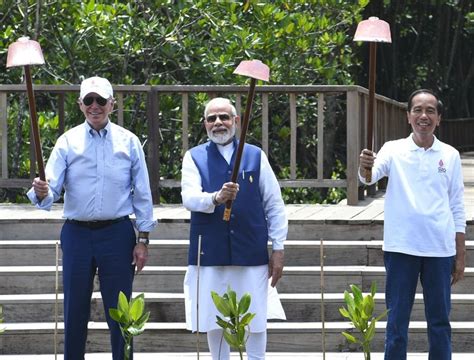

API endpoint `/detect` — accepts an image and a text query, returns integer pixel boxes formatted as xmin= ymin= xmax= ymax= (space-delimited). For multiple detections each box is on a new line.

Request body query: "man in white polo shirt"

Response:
xmin=359 ymin=89 xmax=466 ymax=360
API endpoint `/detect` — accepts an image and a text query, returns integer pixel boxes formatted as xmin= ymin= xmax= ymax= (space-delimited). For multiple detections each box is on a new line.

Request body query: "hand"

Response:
xmin=32 ymin=177 xmax=49 ymax=201
xmin=132 ymin=243 xmax=148 ymax=273
xmin=268 ymin=250 xmax=284 ymax=287
xmin=359 ymin=149 xmax=376 ymax=178
xmin=452 ymin=233 xmax=466 ymax=286
xmin=215 ymin=182 xmax=240 ymax=204
xmin=451 ymin=253 xmax=465 ymax=285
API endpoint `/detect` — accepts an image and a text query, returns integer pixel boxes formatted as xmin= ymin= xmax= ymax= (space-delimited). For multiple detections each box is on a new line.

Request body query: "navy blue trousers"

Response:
xmin=60 ymin=218 xmax=136 ymax=360
xmin=384 ymin=251 xmax=454 ymax=360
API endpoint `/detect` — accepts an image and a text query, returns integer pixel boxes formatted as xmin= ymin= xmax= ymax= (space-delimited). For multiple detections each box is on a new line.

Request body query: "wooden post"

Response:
xmin=147 ymin=88 xmax=161 ymax=204
xmin=346 ymin=90 xmax=361 ymax=205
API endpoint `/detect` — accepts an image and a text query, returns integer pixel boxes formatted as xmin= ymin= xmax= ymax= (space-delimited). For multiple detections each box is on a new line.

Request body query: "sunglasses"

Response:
xmin=205 ymin=113 xmax=232 ymax=123
xmin=82 ymin=96 xmax=108 ymax=106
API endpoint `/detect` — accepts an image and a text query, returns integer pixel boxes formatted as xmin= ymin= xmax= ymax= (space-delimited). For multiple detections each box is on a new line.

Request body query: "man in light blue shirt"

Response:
xmin=28 ymin=76 xmax=156 ymax=360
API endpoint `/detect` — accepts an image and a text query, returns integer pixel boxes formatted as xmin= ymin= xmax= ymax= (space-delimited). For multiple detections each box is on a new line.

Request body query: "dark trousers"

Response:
xmin=384 ymin=251 xmax=454 ymax=360
xmin=60 ymin=218 xmax=136 ymax=360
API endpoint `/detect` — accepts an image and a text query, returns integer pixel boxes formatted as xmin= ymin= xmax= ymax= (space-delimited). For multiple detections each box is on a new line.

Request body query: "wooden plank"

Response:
xmin=262 ymin=93 xmax=269 ymax=155
xmin=181 ymin=93 xmax=189 ymax=153
xmin=58 ymin=93 xmax=65 ymax=135
xmin=286 ymin=205 xmax=327 ymax=220
xmin=324 ymin=205 xmax=368 ymax=221
xmin=346 ymin=90 xmax=361 ymax=205
xmin=317 ymin=93 xmax=324 ymax=180
xmin=289 ymin=93 xmax=297 ymax=180
xmin=1 ymin=92 xmax=8 ymax=178
xmin=116 ymin=92 xmax=124 ymax=127
xmin=350 ymin=201 xmax=385 ymax=222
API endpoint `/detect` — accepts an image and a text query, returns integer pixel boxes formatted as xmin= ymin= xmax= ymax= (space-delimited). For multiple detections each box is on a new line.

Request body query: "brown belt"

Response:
xmin=66 ymin=216 xmax=128 ymax=229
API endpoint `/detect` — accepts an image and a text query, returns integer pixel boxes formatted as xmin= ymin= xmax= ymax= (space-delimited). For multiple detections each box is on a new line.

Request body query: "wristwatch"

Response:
xmin=137 ymin=237 xmax=149 ymax=245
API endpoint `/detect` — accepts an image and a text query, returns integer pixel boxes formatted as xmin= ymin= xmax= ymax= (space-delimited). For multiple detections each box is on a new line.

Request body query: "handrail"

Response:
xmin=0 ymin=84 xmax=410 ymax=205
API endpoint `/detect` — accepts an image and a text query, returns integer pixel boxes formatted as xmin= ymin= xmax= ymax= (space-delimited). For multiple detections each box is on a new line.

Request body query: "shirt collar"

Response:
xmin=85 ymin=119 xmax=111 ymax=137
xmin=406 ymin=133 xmax=441 ymax=152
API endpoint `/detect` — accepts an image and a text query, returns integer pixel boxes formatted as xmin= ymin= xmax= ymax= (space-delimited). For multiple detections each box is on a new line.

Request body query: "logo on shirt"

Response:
xmin=438 ymin=159 xmax=446 ymax=173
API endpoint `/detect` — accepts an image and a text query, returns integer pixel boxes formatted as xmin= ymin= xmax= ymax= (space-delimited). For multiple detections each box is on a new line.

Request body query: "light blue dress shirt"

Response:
xmin=27 ymin=120 xmax=156 ymax=232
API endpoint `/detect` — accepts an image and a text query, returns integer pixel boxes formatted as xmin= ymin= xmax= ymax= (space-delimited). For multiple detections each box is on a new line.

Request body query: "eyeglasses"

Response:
xmin=205 ymin=113 xmax=232 ymax=123
xmin=82 ymin=96 xmax=108 ymax=106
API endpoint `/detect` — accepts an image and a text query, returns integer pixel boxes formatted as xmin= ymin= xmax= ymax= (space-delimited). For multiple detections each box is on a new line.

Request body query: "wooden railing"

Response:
xmin=438 ymin=117 xmax=474 ymax=152
xmin=0 ymin=84 xmax=409 ymax=205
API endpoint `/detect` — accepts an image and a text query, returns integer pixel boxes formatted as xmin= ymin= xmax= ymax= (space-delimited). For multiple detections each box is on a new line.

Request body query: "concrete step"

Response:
xmin=1 ymin=354 xmax=473 ymax=360
xmin=0 ymin=218 xmax=390 ymax=241
xmin=1 ymin=239 xmax=473 ymax=267
xmin=1 ymin=321 xmax=473 ymax=354
xmin=1 ymin=204 xmax=472 ymax=241
xmin=1 ymin=266 xmax=473 ymax=294
xmin=2 ymin=292 xmax=474 ymax=323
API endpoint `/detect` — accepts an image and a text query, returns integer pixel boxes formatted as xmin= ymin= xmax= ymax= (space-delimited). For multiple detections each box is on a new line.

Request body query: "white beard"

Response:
xmin=207 ymin=125 xmax=236 ymax=145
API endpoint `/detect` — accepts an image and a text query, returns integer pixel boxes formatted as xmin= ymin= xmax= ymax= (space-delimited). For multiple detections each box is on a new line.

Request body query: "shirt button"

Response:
xmin=227 ymin=170 xmax=231 ymax=174
xmin=231 ymin=214 xmax=235 ymax=218
xmin=230 ymin=230 xmax=234 ymax=234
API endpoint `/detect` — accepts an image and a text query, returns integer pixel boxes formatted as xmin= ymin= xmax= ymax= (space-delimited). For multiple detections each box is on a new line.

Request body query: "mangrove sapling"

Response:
xmin=109 ymin=292 xmax=150 ymax=360
xmin=339 ymin=282 xmax=388 ymax=360
xmin=211 ymin=286 xmax=256 ymax=360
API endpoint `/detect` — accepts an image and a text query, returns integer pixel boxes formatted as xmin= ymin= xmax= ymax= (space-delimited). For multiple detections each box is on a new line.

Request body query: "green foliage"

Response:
xmin=211 ymin=286 xmax=256 ymax=360
xmin=0 ymin=0 xmax=367 ymax=204
xmin=109 ymin=292 xmax=150 ymax=360
xmin=339 ymin=282 xmax=388 ymax=360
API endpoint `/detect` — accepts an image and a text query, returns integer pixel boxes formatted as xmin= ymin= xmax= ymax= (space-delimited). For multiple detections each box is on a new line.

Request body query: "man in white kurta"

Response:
xmin=181 ymin=98 xmax=288 ymax=360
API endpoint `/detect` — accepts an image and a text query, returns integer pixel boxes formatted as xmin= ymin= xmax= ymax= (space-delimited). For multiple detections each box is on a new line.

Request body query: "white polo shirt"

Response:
xmin=360 ymin=134 xmax=466 ymax=257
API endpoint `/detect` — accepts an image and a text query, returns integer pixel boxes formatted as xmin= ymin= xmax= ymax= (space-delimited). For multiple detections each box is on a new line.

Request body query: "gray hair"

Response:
xmin=204 ymin=97 xmax=237 ymax=118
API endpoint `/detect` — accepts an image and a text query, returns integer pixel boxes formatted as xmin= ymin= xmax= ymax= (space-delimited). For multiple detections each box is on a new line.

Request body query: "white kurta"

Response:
xmin=181 ymin=141 xmax=288 ymax=332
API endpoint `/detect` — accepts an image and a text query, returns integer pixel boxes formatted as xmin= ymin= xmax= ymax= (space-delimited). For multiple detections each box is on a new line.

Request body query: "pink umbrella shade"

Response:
xmin=233 ymin=60 xmax=270 ymax=82
xmin=6 ymin=37 xmax=45 ymax=68
xmin=354 ymin=17 xmax=392 ymax=43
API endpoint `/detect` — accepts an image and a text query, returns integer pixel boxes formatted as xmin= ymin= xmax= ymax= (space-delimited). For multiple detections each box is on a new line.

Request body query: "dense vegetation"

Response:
xmin=0 ymin=0 xmax=472 ymax=203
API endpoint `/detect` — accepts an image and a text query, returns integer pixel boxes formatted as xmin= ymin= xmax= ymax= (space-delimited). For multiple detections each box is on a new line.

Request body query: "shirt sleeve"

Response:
xmin=130 ymin=136 xmax=157 ymax=232
xmin=358 ymin=142 xmax=392 ymax=185
xmin=181 ymin=150 xmax=215 ymax=213
xmin=449 ymin=152 xmax=466 ymax=233
xmin=26 ymin=135 xmax=68 ymax=210
xmin=259 ymin=151 xmax=288 ymax=250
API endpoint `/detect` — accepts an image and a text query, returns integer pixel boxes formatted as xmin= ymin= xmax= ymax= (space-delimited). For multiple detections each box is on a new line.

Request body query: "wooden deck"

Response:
xmin=1 ymin=153 xmax=472 ymax=226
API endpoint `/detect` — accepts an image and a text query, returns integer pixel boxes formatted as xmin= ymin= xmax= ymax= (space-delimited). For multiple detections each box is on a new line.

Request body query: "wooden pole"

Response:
xmin=365 ymin=42 xmax=377 ymax=183
xmin=320 ymin=238 xmax=326 ymax=359
xmin=54 ymin=241 xmax=59 ymax=360
xmin=24 ymin=65 xmax=45 ymax=181
xmin=223 ymin=77 xmax=257 ymax=221
xmin=196 ymin=235 xmax=202 ymax=359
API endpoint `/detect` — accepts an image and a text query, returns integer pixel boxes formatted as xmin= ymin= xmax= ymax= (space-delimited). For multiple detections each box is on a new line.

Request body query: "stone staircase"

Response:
xmin=0 ymin=204 xmax=473 ymax=356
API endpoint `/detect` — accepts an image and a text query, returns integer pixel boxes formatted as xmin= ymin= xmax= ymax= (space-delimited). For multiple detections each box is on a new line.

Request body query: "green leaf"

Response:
xmin=211 ymin=292 xmax=232 ymax=317
xmin=370 ymin=281 xmax=377 ymax=297
xmin=342 ymin=331 xmax=357 ymax=343
xmin=240 ymin=312 xmax=256 ymax=327
xmin=350 ymin=284 xmax=363 ymax=306
xmin=216 ymin=316 xmax=230 ymax=329
xmin=223 ymin=329 xmax=239 ymax=348
xmin=238 ymin=293 xmax=251 ymax=314
xmin=128 ymin=326 xmax=145 ymax=336
xmin=339 ymin=307 xmax=350 ymax=319
xmin=109 ymin=308 xmax=123 ymax=323
xmin=130 ymin=296 xmax=145 ymax=321
xmin=375 ymin=309 xmax=389 ymax=322
xmin=365 ymin=321 xmax=376 ymax=342
xmin=117 ymin=291 xmax=130 ymax=315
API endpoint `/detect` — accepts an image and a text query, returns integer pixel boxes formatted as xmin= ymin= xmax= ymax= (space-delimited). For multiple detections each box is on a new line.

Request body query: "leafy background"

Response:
xmin=0 ymin=0 xmax=472 ymax=203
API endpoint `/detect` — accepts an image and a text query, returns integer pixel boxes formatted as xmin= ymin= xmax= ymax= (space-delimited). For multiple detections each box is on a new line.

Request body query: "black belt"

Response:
xmin=66 ymin=216 xmax=129 ymax=229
